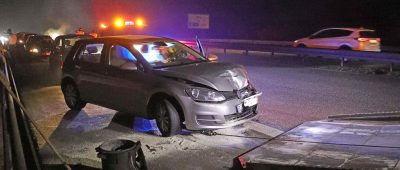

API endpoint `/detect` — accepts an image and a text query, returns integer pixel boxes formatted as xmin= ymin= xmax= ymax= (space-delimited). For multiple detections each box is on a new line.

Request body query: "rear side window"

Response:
xmin=109 ymin=45 xmax=137 ymax=67
xmin=331 ymin=30 xmax=352 ymax=37
xmin=359 ymin=31 xmax=378 ymax=38
xmin=78 ymin=43 xmax=104 ymax=63
xmin=314 ymin=29 xmax=352 ymax=38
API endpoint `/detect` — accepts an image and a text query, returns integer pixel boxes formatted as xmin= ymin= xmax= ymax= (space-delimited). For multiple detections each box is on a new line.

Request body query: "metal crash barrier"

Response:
xmin=184 ymin=38 xmax=400 ymax=71
xmin=0 ymin=50 xmax=71 ymax=170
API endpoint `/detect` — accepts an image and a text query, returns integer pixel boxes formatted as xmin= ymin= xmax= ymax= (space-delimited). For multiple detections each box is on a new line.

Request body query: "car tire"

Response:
xmin=155 ymin=99 xmax=181 ymax=137
xmin=62 ymin=82 xmax=86 ymax=111
xmin=297 ymin=44 xmax=306 ymax=48
xmin=339 ymin=46 xmax=352 ymax=50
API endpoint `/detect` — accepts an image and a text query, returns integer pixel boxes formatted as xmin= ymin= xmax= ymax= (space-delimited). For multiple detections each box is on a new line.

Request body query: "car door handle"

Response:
xmin=75 ymin=65 xmax=81 ymax=69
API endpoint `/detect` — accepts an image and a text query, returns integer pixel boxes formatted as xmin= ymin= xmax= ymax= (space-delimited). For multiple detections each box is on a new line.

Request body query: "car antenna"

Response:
xmin=196 ymin=35 xmax=206 ymax=57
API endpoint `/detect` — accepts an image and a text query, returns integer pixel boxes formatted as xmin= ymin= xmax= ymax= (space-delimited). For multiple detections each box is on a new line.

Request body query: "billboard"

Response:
xmin=188 ymin=14 xmax=209 ymax=29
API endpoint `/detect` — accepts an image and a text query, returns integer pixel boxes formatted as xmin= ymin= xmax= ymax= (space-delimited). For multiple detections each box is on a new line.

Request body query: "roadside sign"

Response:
xmin=188 ymin=14 xmax=209 ymax=29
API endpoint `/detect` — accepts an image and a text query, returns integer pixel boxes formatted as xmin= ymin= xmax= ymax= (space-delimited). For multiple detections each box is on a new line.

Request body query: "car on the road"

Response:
xmin=50 ymin=34 xmax=94 ymax=69
xmin=24 ymin=35 xmax=54 ymax=60
xmin=15 ymin=32 xmax=38 ymax=45
xmin=61 ymin=35 xmax=261 ymax=137
xmin=293 ymin=28 xmax=381 ymax=52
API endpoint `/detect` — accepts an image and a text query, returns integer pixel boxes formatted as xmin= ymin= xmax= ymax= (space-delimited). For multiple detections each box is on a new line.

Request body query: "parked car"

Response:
xmin=16 ymin=32 xmax=38 ymax=45
xmin=24 ymin=35 xmax=54 ymax=60
xmin=293 ymin=28 xmax=381 ymax=52
xmin=50 ymin=34 xmax=94 ymax=69
xmin=61 ymin=35 xmax=261 ymax=137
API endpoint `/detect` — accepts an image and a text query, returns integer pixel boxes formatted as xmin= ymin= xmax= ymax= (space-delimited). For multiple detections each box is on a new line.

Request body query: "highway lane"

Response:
xmin=14 ymin=53 xmax=400 ymax=131
xmin=219 ymin=53 xmax=400 ymax=130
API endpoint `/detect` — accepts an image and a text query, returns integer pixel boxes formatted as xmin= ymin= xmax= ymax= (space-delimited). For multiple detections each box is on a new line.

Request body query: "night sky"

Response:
xmin=1 ymin=0 xmax=399 ymax=45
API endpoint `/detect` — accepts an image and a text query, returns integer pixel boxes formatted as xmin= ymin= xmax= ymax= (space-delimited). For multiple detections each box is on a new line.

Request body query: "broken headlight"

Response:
xmin=185 ymin=88 xmax=226 ymax=102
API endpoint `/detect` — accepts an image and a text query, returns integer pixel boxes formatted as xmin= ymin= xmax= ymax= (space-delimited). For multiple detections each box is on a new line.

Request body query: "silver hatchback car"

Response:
xmin=61 ymin=35 xmax=261 ymax=137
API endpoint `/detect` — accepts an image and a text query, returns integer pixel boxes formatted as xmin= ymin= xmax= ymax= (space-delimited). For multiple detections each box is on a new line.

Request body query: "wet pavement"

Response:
xmin=34 ymin=105 xmax=272 ymax=169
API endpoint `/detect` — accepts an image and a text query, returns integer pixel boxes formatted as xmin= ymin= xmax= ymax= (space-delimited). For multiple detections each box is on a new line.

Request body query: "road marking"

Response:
xmin=244 ymin=121 xmax=284 ymax=137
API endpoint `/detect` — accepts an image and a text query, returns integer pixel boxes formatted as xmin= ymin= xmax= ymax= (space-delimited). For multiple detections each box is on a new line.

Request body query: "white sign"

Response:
xmin=188 ymin=14 xmax=209 ymax=29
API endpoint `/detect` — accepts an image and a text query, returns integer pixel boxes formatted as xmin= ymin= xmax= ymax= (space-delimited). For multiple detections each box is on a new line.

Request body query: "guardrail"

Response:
xmin=183 ymin=39 xmax=400 ymax=71
xmin=0 ymin=50 xmax=71 ymax=170
xmin=1 ymin=50 xmax=42 ymax=170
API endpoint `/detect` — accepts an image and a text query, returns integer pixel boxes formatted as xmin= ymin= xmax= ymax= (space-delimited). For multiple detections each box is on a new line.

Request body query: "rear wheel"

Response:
xmin=339 ymin=46 xmax=352 ymax=63
xmin=297 ymin=44 xmax=306 ymax=48
xmin=339 ymin=45 xmax=352 ymax=50
xmin=62 ymin=82 xmax=86 ymax=110
xmin=155 ymin=99 xmax=181 ymax=137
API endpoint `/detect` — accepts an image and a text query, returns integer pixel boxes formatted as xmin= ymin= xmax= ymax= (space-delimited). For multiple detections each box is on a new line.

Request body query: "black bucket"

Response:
xmin=96 ymin=139 xmax=147 ymax=170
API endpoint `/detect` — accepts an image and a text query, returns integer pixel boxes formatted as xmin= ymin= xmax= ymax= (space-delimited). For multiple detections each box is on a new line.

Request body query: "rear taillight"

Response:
xmin=238 ymin=156 xmax=247 ymax=168
xmin=356 ymin=37 xmax=381 ymax=42
xmin=60 ymin=61 xmax=64 ymax=69
xmin=356 ymin=37 xmax=368 ymax=42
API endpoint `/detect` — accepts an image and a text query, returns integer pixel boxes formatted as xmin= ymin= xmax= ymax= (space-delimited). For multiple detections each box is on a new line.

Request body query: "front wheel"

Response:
xmin=155 ymin=99 xmax=181 ymax=137
xmin=62 ymin=83 xmax=86 ymax=110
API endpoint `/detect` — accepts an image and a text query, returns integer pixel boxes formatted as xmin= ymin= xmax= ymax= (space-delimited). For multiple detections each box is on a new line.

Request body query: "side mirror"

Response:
xmin=121 ymin=62 xmax=138 ymax=71
xmin=207 ymin=54 xmax=218 ymax=62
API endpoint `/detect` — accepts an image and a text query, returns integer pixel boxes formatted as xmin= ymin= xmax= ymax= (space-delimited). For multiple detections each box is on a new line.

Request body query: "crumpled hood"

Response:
xmin=154 ymin=62 xmax=249 ymax=91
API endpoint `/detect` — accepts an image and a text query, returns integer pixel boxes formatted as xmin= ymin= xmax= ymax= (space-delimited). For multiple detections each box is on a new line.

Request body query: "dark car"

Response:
xmin=24 ymin=35 xmax=54 ymax=60
xmin=16 ymin=32 xmax=37 ymax=45
xmin=8 ymin=32 xmax=38 ymax=62
xmin=50 ymin=34 xmax=94 ymax=69
xmin=61 ymin=35 xmax=261 ymax=137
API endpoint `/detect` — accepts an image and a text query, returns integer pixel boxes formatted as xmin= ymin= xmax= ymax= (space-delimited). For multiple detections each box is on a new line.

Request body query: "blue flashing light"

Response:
xmin=133 ymin=117 xmax=157 ymax=132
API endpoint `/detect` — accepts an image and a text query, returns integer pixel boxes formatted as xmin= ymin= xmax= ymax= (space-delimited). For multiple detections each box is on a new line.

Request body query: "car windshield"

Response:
xmin=65 ymin=37 xmax=86 ymax=48
xmin=29 ymin=36 xmax=53 ymax=44
xmin=133 ymin=41 xmax=207 ymax=68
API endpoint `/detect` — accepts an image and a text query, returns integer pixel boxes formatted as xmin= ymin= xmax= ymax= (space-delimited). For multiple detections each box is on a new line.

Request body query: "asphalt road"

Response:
xmin=14 ymin=53 xmax=400 ymax=131
xmin=219 ymin=53 xmax=400 ymax=130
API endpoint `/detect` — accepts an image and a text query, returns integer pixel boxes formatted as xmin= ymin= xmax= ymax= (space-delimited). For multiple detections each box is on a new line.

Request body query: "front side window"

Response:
xmin=313 ymin=30 xmax=334 ymax=38
xmin=332 ymin=30 xmax=352 ymax=37
xmin=133 ymin=41 xmax=206 ymax=68
xmin=109 ymin=45 xmax=137 ymax=67
xmin=78 ymin=43 xmax=104 ymax=63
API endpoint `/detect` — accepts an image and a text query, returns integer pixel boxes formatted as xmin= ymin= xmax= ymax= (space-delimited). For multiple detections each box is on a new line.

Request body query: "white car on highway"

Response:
xmin=293 ymin=28 xmax=381 ymax=52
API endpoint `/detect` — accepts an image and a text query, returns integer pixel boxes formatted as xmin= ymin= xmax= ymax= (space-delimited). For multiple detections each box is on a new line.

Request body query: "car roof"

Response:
xmin=97 ymin=35 xmax=170 ymax=41
xmin=77 ymin=35 xmax=173 ymax=44
xmin=56 ymin=34 xmax=94 ymax=39
xmin=321 ymin=27 xmax=375 ymax=32
xmin=30 ymin=35 xmax=52 ymax=39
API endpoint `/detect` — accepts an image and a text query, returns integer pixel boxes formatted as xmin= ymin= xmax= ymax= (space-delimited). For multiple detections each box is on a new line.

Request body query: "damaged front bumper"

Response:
xmin=180 ymin=92 xmax=262 ymax=130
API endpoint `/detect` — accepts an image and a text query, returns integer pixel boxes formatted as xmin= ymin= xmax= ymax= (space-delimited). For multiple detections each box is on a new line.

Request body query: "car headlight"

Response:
xmin=29 ymin=48 xmax=39 ymax=53
xmin=185 ymin=88 xmax=226 ymax=102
